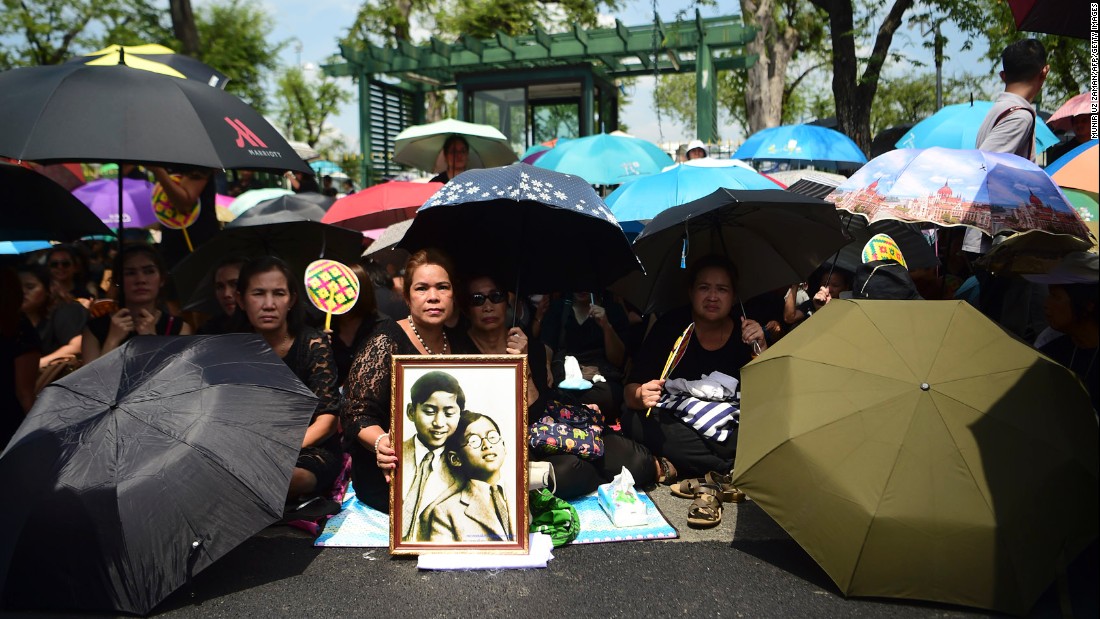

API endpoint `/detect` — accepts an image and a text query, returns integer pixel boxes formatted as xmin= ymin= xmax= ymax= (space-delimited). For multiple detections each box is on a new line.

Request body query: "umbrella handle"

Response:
xmin=182 ymin=227 xmax=194 ymax=252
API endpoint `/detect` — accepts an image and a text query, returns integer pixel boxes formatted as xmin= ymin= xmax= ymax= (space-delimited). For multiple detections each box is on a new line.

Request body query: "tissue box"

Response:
xmin=597 ymin=482 xmax=648 ymax=528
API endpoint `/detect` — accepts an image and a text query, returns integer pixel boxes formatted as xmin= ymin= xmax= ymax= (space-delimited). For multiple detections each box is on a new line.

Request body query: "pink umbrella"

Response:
xmin=71 ymin=177 xmax=157 ymax=228
xmin=1047 ymin=93 xmax=1092 ymax=132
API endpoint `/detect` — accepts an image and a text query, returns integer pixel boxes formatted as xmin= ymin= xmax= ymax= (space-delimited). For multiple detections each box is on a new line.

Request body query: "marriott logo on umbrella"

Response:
xmin=224 ymin=117 xmax=283 ymax=158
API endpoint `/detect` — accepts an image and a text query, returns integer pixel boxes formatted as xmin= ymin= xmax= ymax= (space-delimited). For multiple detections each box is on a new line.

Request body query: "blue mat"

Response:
xmin=315 ymin=489 xmax=678 ymax=548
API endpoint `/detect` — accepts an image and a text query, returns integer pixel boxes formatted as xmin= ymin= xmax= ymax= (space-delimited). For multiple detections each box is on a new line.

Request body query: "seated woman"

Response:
xmin=236 ymin=257 xmax=343 ymax=501
xmin=463 ymin=273 xmax=657 ymax=498
xmin=538 ymin=290 xmax=629 ymax=422
xmin=1026 ymin=258 xmax=1098 ymax=411
xmin=45 ymin=245 xmax=99 ymax=305
xmin=196 ymin=256 xmax=247 ymax=335
xmin=621 ymin=255 xmax=768 ymax=482
xmin=420 ymin=411 xmax=513 ymax=542
xmin=341 ymin=249 xmax=476 ymax=512
xmin=18 ymin=266 xmax=86 ymax=369
xmin=82 ymin=244 xmax=192 ymax=364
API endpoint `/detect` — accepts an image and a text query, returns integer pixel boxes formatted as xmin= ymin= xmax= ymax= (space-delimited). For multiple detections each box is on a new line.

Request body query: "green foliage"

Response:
xmin=0 ymin=0 xmax=170 ymax=68
xmin=194 ymin=0 xmax=284 ymax=112
xmin=274 ymin=66 xmax=352 ymax=148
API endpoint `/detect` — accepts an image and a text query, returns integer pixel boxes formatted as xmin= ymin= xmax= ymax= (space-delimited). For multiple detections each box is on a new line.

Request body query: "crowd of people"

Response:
xmin=1 ymin=38 xmax=1095 ymax=540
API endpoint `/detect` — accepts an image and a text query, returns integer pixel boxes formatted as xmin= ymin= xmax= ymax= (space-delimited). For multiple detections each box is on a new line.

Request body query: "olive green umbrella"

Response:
xmin=733 ymin=299 xmax=1098 ymax=615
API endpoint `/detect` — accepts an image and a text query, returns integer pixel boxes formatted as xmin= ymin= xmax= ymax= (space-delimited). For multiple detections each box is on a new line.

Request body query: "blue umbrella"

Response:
xmin=733 ymin=124 xmax=867 ymax=166
xmin=0 ymin=240 xmax=52 ymax=255
xmin=309 ymin=159 xmax=343 ymax=177
xmin=605 ymin=161 xmax=783 ymax=221
xmin=398 ymin=162 xmax=641 ymax=292
xmin=533 ymin=133 xmax=673 ymax=185
xmin=826 ymin=147 xmax=1089 ymax=239
xmin=895 ymin=101 xmax=1058 ymax=153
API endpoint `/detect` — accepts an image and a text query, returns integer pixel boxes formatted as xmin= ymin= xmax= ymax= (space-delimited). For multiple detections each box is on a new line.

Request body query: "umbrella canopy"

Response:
xmin=1046 ymin=93 xmax=1092 ymax=132
xmin=620 ymin=188 xmax=848 ymax=314
xmin=309 ymin=159 xmax=343 ymax=177
xmin=393 ymin=118 xmax=517 ymax=173
xmin=0 ymin=335 xmax=318 ymax=614
xmin=0 ymin=63 xmax=310 ymax=174
xmin=894 ymin=101 xmax=1058 ymax=153
xmin=976 ymin=229 xmax=1095 ymax=275
xmin=1007 ymin=0 xmax=1089 ymax=38
xmin=605 ymin=161 xmax=783 ymax=222
xmin=287 ymin=140 xmax=320 ymax=161
xmin=398 ymin=163 xmax=641 ymax=292
xmin=362 ymin=219 xmax=414 ymax=271
xmin=780 ymin=172 xmax=849 ymax=200
xmin=71 ymin=177 xmax=158 ymax=228
xmin=0 ymin=240 xmax=52 ymax=255
xmin=826 ymin=147 xmax=1090 ymax=239
xmin=226 ymin=192 xmax=335 ymax=228
xmin=1046 ymin=139 xmax=1098 ymax=194
xmin=733 ymin=299 xmax=1098 ymax=614
xmin=0 ymin=161 xmax=113 ymax=241
xmin=533 ymin=133 xmax=674 ymax=185
xmin=322 ymin=181 xmax=443 ymax=232
xmin=67 ymin=43 xmax=230 ymax=89
xmin=228 ymin=187 xmax=295 ymax=218
xmin=173 ymin=218 xmax=363 ymax=312
xmin=732 ymin=124 xmax=867 ymax=167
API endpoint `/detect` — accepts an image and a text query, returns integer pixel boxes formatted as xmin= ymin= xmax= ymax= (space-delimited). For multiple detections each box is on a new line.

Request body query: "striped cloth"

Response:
xmin=657 ymin=393 xmax=740 ymax=442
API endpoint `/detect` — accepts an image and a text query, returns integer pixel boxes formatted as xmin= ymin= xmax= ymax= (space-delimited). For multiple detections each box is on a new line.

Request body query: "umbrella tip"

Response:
xmin=119 ymin=47 xmax=126 ymax=66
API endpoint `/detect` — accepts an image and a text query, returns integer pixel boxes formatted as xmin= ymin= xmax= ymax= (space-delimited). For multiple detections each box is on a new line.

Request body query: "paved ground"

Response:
xmin=1 ymin=490 xmax=1096 ymax=618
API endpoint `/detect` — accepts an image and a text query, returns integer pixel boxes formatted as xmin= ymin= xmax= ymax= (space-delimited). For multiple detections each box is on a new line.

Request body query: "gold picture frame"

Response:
xmin=389 ymin=355 xmax=529 ymax=555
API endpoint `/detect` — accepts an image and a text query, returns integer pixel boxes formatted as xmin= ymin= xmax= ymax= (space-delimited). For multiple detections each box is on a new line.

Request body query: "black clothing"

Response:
xmin=1040 ymin=335 xmax=1099 ymax=412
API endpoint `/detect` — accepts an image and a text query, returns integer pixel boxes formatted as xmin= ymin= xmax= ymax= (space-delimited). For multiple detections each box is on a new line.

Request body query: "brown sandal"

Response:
xmin=656 ymin=457 xmax=678 ymax=485
xmin=705 ymin=471 xmax=746 ymax=503
xmin=670 ymin=477 xmax=706 ymax=499
xmin=686 ymin=483 xmax=723 ymax=528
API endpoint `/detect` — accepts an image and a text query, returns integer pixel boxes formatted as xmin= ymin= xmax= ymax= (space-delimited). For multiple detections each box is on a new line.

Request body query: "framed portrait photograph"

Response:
xmin=389 ymin=355 xmax=529 ymax=555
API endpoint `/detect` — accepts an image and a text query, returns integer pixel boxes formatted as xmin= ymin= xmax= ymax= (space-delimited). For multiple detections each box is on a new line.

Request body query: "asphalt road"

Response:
xmin=1 ymin=492 xmax=1096 ymax=618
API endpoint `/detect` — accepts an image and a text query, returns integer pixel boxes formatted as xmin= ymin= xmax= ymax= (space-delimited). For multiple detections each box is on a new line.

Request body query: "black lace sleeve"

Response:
xmin=301 ymin=329 xmax=341 ymax=421
xmin=342 ymin=323 xmax=402 ymax=440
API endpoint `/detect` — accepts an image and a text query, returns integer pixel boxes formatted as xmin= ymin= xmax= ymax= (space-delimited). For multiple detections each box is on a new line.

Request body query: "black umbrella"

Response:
xmin=0 ymin=335 xmax=318 ymax=615
xmin=66 ymin=43 xmax=231 ymax=89
xmin=0 ymin=161 xmax=113 ymax=241
xmin=226 ymin=191 xmax=335 ymax=228
xmin=0 ymin=61 xmax=312 ymax=273
xmin=173 ymin=217 xmax=363 ymax=312
xmin=832 ymin=216 xmax=939 ymax=274
xmin=618 ymin=188 xmax=848 ymax=314
xmin=397 ymin=162 xmax=641 ymax=292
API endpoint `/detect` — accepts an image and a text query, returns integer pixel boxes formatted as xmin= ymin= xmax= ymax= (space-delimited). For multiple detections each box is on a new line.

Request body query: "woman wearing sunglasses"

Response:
xmin=462 ymin=272 xmax=656 ymax=499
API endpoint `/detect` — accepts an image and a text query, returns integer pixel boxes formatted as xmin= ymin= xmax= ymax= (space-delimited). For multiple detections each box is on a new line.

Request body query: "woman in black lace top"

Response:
xmin=341 ymin=249 xmax=476 ymax=511
xmin=237 ymin=257 xmax=343 ymax=501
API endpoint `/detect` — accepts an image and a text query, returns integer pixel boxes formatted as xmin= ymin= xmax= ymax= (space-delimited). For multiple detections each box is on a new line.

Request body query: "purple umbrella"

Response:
xmin=72 ymin=177 xmax=157 ymax=228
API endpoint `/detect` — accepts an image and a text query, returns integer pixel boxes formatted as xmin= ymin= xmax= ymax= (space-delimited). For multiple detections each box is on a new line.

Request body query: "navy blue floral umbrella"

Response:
xmin=398 ymin=163 xmax=642 ymax=292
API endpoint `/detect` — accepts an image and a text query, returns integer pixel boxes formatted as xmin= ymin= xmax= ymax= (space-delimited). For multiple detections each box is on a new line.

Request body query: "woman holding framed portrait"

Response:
xmin=341 ymin=249 xmax=478 ymax=513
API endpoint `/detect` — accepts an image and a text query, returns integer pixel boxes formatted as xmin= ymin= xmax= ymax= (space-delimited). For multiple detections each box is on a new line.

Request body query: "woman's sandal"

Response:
xmin=686 ymin=483 xmax=723 ymax=528
xmin=705 ymin=471 xmax=747 ymax=503
xmin=670 ymin=477 xmax=706 ymax=499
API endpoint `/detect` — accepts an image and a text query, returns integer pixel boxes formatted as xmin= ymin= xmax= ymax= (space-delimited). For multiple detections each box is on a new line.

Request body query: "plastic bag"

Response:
xmin=528 ymin=489 xmax=580 ymax=547
xmin=597 ymin=467 xmax=647 ymax=527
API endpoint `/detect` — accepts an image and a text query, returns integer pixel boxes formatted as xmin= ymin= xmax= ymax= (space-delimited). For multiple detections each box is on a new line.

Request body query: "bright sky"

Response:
xmin=246 ymin=0 xmax=993 ymax=151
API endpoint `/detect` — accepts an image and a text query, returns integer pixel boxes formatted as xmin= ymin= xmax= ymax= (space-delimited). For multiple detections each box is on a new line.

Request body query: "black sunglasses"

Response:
xmin=470 ymin=290 xmax=507 ymax=306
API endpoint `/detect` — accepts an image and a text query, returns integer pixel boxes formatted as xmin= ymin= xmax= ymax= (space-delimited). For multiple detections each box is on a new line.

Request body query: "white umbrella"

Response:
xmin=393 ymin=118 xmax=517 ymax=173
xmin=287 ymin=140 xmax=320 ymax=161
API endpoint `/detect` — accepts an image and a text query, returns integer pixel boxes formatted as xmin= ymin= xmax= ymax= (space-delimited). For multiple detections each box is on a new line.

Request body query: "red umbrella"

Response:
xmin=1006 ymin=0 xmax=1088 ymax=39
xmin=321 ymin=181 xmax=443 ymax=232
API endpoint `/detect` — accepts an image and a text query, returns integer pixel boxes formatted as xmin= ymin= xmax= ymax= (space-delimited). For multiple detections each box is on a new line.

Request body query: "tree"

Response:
xmin=168 ymin=0 xmax=199 ymax=56
xmin=740 ymin=0 xmax=827 ymax=132
xmin=0 ymin=0 xmax=169 ymax=68
xmin=194 ymin=0 xmax=284 ymax=112
xmin=274 ymin=66 xmax=352 ymax=148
